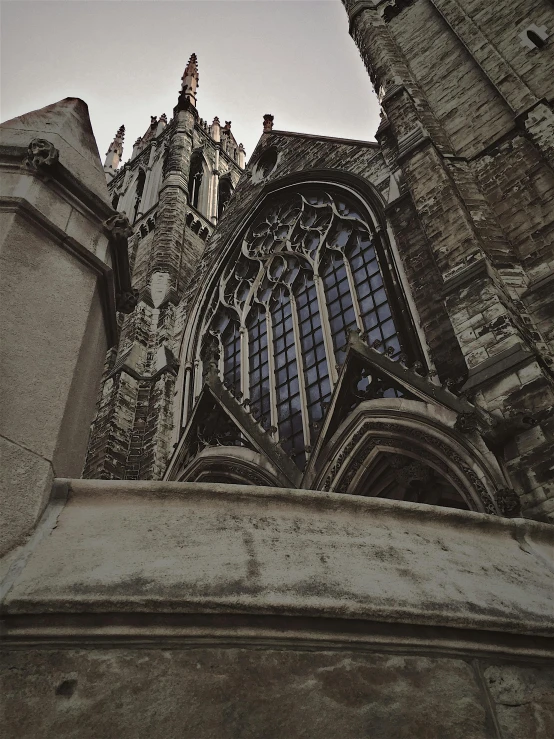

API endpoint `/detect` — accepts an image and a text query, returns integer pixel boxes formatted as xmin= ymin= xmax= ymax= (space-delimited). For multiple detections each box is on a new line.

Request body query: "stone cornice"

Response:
xmin=0 ymin=144 xmax=113 ymax=220
xmin=462 ymin=343 xmax=534 ymax=392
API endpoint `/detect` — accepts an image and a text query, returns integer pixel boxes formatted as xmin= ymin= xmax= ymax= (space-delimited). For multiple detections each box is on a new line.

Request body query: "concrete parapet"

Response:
xmin=1 ymin=480 xmax=553 ymax=736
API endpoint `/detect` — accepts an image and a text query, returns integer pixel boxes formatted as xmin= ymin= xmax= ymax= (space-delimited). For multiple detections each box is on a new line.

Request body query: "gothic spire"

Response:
xmin=181 ymin=52 xmax=199 ymax=107
xmin=103 ymin=124 xmax=125 ymax=180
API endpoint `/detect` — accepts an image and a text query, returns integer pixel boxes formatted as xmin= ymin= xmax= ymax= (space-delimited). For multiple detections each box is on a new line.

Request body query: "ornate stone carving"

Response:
xmin=104 ymin=213 xmax=134 ymax=241
xmin=454 ymin=411 xmax=481 ymax=434
xmin=200 ymin=331 xmax=221 ymax=375
xmin=196 ymin=406 xmax=243 ymax=448
xmin=322 ymin=420 xmax=498 ymax=515
xmin=116 ymin=289 xmax=139 ymax=314
xmin=496 ymin=488 xmax=521 ymax=518
xmin=24 ymin=138 xmax=59 ymax=170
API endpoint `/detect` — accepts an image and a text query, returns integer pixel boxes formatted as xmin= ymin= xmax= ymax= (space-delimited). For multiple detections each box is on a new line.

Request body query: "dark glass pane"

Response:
xmin=247 ymin=305 xmax=271 ymax=429
xmin=294 ymin=273 xmax=331 ymax=445
xmin=221 ymin=318 xmax=241 ymax=396
xmin=347 ymin=229 xmax=402 ymax=360
xmin=271 ymin=290 xmax=305 ymax=465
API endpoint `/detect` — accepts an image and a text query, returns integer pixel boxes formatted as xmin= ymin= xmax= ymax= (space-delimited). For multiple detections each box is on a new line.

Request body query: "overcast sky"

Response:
xmin=1 ymin=0 xmax=381 ymax=165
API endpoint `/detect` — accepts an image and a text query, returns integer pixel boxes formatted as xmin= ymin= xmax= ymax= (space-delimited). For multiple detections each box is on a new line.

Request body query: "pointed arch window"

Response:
xmin=189 ymin=151 xmax=209 ymax=215
xmin=199 ymin=185 xmax=418 ymax=470
xmin=218 ymin=176 xmax=233 ymax=219
xmin=133 ymin=169 xmax=146 ymax=223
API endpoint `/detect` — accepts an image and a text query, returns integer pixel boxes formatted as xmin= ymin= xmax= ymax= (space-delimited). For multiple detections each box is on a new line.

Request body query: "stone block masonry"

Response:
xmin=344 ymin=0 xmax=554 ymax=519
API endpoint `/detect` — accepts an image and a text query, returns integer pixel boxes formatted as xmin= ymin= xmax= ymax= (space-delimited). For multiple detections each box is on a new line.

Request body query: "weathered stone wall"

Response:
xmin=3 ymin=648 xmax=553 ymax=739
xmin=0 ymin=98 xmax=127 ymax=554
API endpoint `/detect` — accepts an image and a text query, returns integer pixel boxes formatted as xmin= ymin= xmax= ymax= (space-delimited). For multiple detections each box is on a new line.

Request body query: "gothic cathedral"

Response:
xmin=2 ymin=2 xmax=554 ymax=736
xmin=87 ymin=4 xmax=554 ymax=524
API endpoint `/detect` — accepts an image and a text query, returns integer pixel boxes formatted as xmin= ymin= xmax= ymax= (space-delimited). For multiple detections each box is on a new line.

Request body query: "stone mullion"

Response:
xmin=239 ymin=325 xmax=248 ymax=400
xmin=313 ymin=273 xmax=338 ymax=386
xmin=343 ymin=255 xmax=365 ymax=336
xmin=264 ymin=310 xmax=279 ymax=436
xmin=290 ymin=291 xmax=312 ymax=458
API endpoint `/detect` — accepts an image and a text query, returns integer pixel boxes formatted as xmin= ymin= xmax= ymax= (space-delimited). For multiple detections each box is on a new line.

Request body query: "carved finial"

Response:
xmin=104 ymin=125 xmax=125 ymax=175
xmin=223 ymin=121 xmax=232 ymax=133
xmin=181 ymin=52 xmax=199 ymax=107
xmin=238 ymin=142 xmax=246 ymax=168
xmin=160 ymin=113 xmax=167 ymax=123
xmin=150 ymin=115 xmax=158 ymax=128
xmin=110 ymin=124 xmax=125 ymax=147
xmin=263 ymin=114 xmax=274 ymax=132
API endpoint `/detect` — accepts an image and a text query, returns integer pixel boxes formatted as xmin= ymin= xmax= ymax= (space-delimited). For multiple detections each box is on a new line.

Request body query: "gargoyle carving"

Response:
xmin=116 ymin=289 xmax=139 ymax=314
xmin=24 ymin=138 xmax=59 ymax=170
xmin=103 ymin=213 xmax=134 ymax=241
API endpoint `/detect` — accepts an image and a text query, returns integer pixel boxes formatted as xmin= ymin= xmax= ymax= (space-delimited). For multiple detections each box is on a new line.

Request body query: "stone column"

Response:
xmin=0 ymin=98 xmax=134 ymax=556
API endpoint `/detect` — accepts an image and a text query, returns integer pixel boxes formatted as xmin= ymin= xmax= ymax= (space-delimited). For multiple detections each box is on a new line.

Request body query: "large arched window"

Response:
xmin=200 ymin=186 xmax=413 ymax=469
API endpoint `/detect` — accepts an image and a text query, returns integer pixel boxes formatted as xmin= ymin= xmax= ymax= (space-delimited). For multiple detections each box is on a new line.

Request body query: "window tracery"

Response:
xmin=200 ymin=186 xmax=412 ymax=470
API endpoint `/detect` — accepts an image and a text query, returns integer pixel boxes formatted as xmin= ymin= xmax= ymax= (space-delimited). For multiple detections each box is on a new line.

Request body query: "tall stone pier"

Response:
xmin=0 ymin=99 xmax=133 ymax=558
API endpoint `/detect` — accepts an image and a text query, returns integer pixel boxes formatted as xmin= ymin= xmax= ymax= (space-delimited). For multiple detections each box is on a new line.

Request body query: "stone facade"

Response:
xmin=341 ymin=0 xmax=554 ymax=520
xmin=81 ymin=3 xmax=554 ymax=524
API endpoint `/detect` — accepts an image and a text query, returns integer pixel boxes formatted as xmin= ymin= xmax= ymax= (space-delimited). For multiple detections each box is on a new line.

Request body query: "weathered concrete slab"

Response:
xmin=2 ymin=480 xmax=553 ymax=638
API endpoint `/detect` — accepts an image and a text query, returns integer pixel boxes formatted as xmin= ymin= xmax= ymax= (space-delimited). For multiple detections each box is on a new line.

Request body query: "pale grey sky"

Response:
xmin=1 ymin=0 xmax=381 ymax=164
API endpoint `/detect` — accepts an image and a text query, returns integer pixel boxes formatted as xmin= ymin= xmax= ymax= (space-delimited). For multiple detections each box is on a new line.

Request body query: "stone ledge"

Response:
xmin=2 ymin=480 xmax=552 ymax=643
xmin=462 ymin=342 xmax=534 ymax=392
xmin=523 ymin=269 xmax=554 ymax=297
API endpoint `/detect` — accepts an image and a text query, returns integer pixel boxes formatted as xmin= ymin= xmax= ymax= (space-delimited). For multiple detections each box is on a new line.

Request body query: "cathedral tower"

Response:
xmin=84 ymin=55 xmax=244 ymax=480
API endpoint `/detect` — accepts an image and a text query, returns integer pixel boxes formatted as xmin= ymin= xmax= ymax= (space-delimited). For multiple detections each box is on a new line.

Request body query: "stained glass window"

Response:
xmin=202 ymin=186 xmax=412 ymax=470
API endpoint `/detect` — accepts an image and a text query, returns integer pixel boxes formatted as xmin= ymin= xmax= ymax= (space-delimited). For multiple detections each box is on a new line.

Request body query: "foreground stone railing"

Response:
xmin=2 ymin=480 xmax=553 ymax=737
